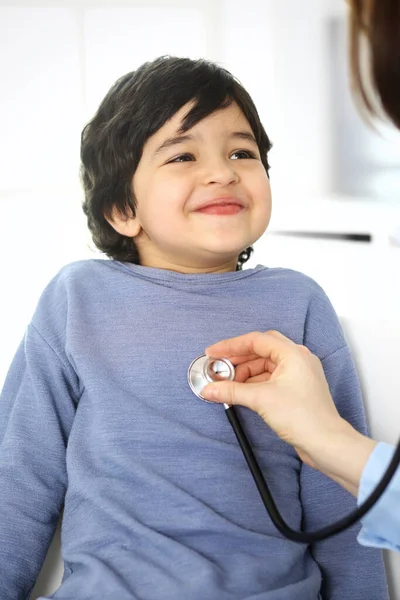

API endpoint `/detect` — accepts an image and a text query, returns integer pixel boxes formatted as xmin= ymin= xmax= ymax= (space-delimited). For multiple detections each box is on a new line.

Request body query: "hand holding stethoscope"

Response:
xmin=202 ymin=330 xmax=375 ymax=485
xmin=187 ymin=331 xmax=400 ymax=543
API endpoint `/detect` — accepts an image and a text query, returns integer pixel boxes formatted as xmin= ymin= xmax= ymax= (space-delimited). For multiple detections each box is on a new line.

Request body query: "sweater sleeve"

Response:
xmin=299 ymin=287 xmax=389 ymax=599
xmin=358 ymin=442 xmax=400 ymax=552
xmin=0 ymin=323 xmax=78 ymax=599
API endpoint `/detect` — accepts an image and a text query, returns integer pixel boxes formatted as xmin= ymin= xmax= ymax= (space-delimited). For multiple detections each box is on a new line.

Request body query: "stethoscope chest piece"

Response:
xmin=187 ymin=354 xmax=235 ymax=402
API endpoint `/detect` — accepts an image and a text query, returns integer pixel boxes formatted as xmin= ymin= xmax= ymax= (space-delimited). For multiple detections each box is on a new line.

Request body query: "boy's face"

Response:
xmin=109 ymin=102 xmax=271 ymax=273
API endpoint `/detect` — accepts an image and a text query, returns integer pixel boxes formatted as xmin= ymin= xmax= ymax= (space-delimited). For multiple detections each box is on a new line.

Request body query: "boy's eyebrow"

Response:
xmin=153 ymin=134 xmax=196 ymax=156
xmin=229 ymin=131 xmax=258 ymax=145
xmin=153 ymin=130 xmax=258 ymax=157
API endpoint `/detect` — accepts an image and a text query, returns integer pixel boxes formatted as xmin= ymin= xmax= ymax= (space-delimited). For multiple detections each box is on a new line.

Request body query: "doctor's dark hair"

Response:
xmin=80 ymin=56 xmax=272 ymax=269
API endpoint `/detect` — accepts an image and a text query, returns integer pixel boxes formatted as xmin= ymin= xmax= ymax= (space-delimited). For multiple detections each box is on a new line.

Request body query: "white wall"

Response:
xmin=1 ymin=1 xmax=399 ymax=598
xmin=0 ymin=0 xmax=349 ymax=379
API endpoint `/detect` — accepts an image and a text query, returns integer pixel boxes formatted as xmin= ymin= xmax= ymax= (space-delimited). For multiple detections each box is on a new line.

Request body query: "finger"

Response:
xmin=266 ymin=330 xmax=291 ymax=340
xmin=205 ymin=332 xmax=262 ymax=359
xmin=222 ymin=353 xmax=261 ymax=366
xmin=205 ymin=331 xmax=296 ymax=363
xmin=244 ymin=372 xmax=273 ymax=383
xmin=246 ymin=360 xmax=286 ymax=383
xmin=201 ymin=380 xmax=267 ymax=410
xmin=234 ymin=358 xmax=276 ymax=382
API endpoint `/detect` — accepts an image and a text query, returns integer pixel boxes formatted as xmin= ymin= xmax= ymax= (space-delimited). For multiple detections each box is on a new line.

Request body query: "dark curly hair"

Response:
xmin=81 ymin=56 xmax=272 ymax=270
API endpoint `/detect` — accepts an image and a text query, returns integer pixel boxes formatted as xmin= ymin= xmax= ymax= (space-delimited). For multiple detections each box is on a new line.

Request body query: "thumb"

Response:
xmin=202 ymin=380 xmax=264 ymax=412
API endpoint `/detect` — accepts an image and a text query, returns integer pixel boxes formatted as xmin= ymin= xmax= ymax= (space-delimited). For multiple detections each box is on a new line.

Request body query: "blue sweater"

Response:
xmin=0 ymin=260 xmax=388 ymax=600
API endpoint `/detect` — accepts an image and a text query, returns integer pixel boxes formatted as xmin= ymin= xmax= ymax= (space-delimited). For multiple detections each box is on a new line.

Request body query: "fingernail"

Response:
xmin=202 ymin=385 xmax=218 ymax=401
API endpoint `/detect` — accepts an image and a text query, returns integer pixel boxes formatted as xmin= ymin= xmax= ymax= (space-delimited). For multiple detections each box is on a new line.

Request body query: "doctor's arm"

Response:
xmin=202 ymin=327 xmax=373 ymax=496
xmin=201 ymin=330 xmax=400 ymax=553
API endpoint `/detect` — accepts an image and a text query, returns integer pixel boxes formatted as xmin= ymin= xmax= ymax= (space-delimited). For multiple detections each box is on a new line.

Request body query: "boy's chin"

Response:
xmin=198 ymin=247 xmax=251 ymax=269
xmin=201 ymin=227 xmax=265 ymax=251
xmin=203 ymin=240 xmax=255 ymax=258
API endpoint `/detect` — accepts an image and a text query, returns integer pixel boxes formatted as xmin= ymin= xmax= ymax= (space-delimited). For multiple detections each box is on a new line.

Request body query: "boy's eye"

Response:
xmin=168 ymin=153 xmax=194 ymax=163
xmin=230 ymin=149 xmax=257 ymax=160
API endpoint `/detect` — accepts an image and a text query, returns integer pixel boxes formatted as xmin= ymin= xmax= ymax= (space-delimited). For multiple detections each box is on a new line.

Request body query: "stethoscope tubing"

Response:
xmin=225 ymin=404 xmax=400 ymax=542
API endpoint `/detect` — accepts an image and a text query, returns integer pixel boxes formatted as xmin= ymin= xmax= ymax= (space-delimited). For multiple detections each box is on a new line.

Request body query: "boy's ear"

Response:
xmin=105 ymin=206 xmax=142 ymax=238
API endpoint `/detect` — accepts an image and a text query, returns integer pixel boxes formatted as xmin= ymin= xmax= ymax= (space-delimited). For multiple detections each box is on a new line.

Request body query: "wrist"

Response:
xmin=297 ymin=419 xmax=378 ymax=496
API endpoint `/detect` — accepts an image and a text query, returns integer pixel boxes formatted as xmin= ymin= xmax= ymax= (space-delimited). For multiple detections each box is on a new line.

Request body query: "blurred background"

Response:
xmin=0 ymin=0 xmax=399 ymax=597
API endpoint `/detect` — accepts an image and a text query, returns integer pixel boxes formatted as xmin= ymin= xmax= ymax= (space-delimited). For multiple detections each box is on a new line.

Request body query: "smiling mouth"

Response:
xmin=195 ymin=203 xmax=244 ymax=216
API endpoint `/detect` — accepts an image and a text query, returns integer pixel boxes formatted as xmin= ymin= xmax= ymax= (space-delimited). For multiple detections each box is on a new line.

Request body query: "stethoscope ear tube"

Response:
xmin=225 ymin=405 xmax=400 ymax=543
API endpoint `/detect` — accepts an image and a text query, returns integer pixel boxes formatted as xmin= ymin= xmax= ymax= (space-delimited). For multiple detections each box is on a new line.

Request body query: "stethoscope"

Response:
xmin=188 ymin=354 xmax=400 ymax=543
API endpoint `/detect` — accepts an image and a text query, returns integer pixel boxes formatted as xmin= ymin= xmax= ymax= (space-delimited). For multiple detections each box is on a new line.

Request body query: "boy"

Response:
xmin=0 ymin=56 xmax=388 ymax=599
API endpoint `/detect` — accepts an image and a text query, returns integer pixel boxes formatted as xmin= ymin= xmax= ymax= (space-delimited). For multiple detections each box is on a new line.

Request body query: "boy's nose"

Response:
xmin=203 ymin=160 xmax=239 ymax=186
